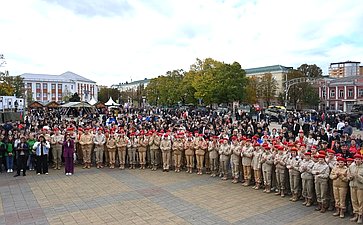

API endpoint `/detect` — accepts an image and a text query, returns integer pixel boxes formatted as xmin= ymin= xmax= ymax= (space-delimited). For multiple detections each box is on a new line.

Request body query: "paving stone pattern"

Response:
xmin=0 ymin=167 xmax=352 ymax=225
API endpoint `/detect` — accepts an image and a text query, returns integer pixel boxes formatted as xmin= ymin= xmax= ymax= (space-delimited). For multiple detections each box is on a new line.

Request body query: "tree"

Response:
xmin=244 ymin=77 xmax=258 ymax=104
xmin=258 ymin=73 xmax=277 ymax=107
xmin=0 ymin=72 xmax=14 ymax=96
xmin=98 ymin=87 xmax=121 ymax=104
xmin=69 ymin=93 xmax=81 ymax=102
xmin=286 ymin=69 xmax=305 ymax=109
xmin=11 ymin=76 xmax=25 ymax=98
xmin=301 ymin=84 xmax=320 ymax=107
xmin=297 ymin=64 xmax=323 ymax=78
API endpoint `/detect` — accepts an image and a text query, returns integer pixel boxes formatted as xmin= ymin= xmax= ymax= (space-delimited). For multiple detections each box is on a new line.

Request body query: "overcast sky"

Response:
xmin=1 ymin=0 xmax=362 ymax=86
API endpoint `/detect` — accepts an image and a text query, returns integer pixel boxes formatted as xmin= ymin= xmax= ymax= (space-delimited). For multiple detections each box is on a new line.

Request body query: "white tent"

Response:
xmin=88 ymin=96 xmax=97 ymax=106
xmin=104 ymin=97 xmax=120 ymax=106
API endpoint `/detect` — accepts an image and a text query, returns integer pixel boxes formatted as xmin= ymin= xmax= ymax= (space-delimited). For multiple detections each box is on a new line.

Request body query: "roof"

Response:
xmin=330 ymin=61 xmax=360 ymax=66
xmin=329 ymin=75 xmax=362 ymax=84
xmin=20 ymin=71 xmax=96 ymax=83
xmin=112 ymin=78 xmax=150 ymax=88
xmin=61 ymin=102 xmax=93 ymax=108
xmin=245 ymin=65 xmax=292 ymax=75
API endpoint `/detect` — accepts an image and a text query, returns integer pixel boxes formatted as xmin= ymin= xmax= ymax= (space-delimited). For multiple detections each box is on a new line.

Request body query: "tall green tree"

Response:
xmin=244 ymin=77 xmax=258 ymax=104
xmin=98 ymin=87 xmax=121 ymax=103
xmin=297 ymin=64 xmax=323 ymax=78
xmin=69 ymin=92 xmax=81 ymax=102
xmin=258 ymin=73 xmax=277 ymax=107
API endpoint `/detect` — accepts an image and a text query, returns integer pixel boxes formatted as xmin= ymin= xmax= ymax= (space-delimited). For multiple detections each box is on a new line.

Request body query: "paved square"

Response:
xmin=0 ymin=167 xmax=352 ymax=225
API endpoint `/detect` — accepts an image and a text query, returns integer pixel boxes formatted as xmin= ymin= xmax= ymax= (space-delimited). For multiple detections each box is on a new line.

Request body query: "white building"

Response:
xmin=0 ymin=96 xmax=24 ymax=111
xmin=20 ymin=71 xmax=98 ymax=103
xmin=111 ymin=78 xmax=150 ymax=92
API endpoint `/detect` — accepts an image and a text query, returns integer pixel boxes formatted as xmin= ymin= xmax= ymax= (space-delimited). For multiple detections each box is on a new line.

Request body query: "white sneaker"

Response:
xmin=37 ymin=173 xmax=40 ymax=175
xmin=7 ymin=169 xmax=10 ymax=173
xmin=69 ymin=173 xmax=72 ymax=176
xmin=66 ymin=173 xmax=69 ymax=176
xmin=10 ymin=169 xmax=13 ymax=173
xmin=45 ymin=173 xmax=48 ymax=175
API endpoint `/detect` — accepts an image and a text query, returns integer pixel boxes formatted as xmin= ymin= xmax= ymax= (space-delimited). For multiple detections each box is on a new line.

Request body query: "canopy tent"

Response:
xmin=60 ymin=101 xmax=95 ymax=116
xmin=88 ymin=96 xmax=97 ymax=106
xmin=104 ymin=97 xmax=120 ymax=106
xmin=28 ymin=101 xmax=44 ymax=109
xmin=46 ymin=101 xmax=60 ymax=108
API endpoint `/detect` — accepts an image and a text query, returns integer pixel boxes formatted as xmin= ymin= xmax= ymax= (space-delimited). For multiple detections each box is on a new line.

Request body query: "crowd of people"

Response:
xmin=0 ymin=107 xmax=363 ymax=223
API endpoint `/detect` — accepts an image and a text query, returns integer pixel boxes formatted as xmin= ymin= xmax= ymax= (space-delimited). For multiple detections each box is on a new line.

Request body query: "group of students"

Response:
xmin=1 ymin=123 xmax=362 ymax=223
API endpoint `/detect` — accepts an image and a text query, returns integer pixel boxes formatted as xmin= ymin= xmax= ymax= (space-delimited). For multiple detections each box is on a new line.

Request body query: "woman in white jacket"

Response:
xmin=33 ymin=135 xmax=50 ymax=175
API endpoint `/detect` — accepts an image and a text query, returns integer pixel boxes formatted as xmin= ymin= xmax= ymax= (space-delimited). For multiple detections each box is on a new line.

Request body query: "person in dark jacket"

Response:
xmin=14 ymin=136 xmax=29 ymax=177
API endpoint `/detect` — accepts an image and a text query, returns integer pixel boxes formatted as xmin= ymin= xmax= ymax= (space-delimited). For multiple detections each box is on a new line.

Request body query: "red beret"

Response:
xmin=311 ymin=145 xmax=317 ymax=149
xmin=337 ymin=157 xmax=346 ymax=162
xmin=318 ymin=154 xmax=326 ymax=159
xmin=66 ymin=127 xmax=74 ymax=132
xmin=278 ymin=146 xmax=284 ymax=151
xmin=78 ymin=128 xmax=83 ymax=132
xmin=288 ymin=143 xmax=294 ymax=147
xmin=354 ymin=154 xmax=363 ymax=159
xmin=304 ymin=152 xmax=311 ymax=156
xmin=199 ymin=134 xmax=204 ymax=137
xmin=347 ymin=158 xmax=354 ymax=162
xmin=291 ymin=147 xmax=298 ymax=152
xmin=327 ymin=149 xmax=335 ymax=154
xmin=253 ymin=143 xmax=260 ymax=147
xmin=231 ymin=136 xmax=238 ymax=141
xmin=318 ymin=150 xmax=326 ymax=155
xmin=264 ymin=146 xmax=271 ymax=150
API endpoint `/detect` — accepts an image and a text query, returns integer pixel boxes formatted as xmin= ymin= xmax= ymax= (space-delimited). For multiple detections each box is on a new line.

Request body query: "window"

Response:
xmin=58 ymin=93 xmax=62 ymax=98
xmin=58 ymin=84 xmax=62 ymax=89
xmin=36 ymin=83 xmax=41 ymax=89
xmin=339 ymin=90 xmax=344 ymax=98
xmin=36 ymin=93 xmax=41 ymax=98
xmin=359 ymin=89 xmax=363 ymax=97
xmin=330 ymin=89 xmax=335 ymax=97
xmin=51 ymin=84 xmax=56 ymax=90
xmin=71 ymin=85 xmax=73 ymax=89
xmin=52 ymin=93 xmax=56 ymax=98
xmin=348 ymin=89 xmax=353 ymax=97
xmin=43 ymin=93 xmax=47 ymax=98
xmin=43 ymin=83 xmax=47 ymax=89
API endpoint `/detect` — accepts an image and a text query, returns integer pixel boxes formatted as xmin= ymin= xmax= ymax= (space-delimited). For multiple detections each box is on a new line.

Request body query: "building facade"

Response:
xmin=318 ymin=76 xmax=363 ymax=112
xmin=328 ymin=61 xmax=362 ymax=78
xmin=245 ymin=65 xmax=293 ymax=94
xmin=20 ymin=71 xmax=98 ymax=103
xmin=111 ymin=78 xmax=150 ymax=92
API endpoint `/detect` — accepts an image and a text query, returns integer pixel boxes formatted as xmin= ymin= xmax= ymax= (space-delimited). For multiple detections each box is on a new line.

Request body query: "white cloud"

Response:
xmin=1 ymin=0 xmax=362 ymax=86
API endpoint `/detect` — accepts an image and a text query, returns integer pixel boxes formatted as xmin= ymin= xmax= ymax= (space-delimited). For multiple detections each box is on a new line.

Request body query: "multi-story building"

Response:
xmin=111 ymin=78 xmax=150 ymax=92
xmin=328 ymin=61 xmax=361 ymax=78
xmin=20 ymin=71 xmax=98 ymax=103
xmin=318 ymin=75 xmax=363 ymax=112
xmin=245 ymin=65 xmax=293 ymax=94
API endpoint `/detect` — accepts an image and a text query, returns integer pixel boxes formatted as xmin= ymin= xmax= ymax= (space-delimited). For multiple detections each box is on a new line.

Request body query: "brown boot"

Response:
xmin=83 ymin=163 xmax=87 ymax=169
xmin=275 ymin=190 xmax=281 ymax=196
xmin=243 ymin=180 xmax=250 ymax=187
xmin=302 ymin=198 xmax=307 ymax=205
xmin=339 ymin=208 xmax=345 ymax=218
xmin=358 ymin=215 xmax=363 ymax=224
xmin=333 ymin=207 xmax=339 ymax=216
xmin=315 ymin=203 xmax=321 ymax=211
xmin=320 ymin=203 xmax=327 ymax=213
xmin=306 ymin=199 xmax=312 ymax=207
xmin=281 ymin=190 xmax=285 ymax=197
xmin=266 ymin=185 xmax=271 ymax=193
xmin=254 ymin=183 xmax=260 ymax=190
xmin=53 ymin=163 xmax=58 ymax=170
xmin=292 ymin=194 xmax=298 ymax=202
xmin=350 ymin=214 xmax=358 ymax=222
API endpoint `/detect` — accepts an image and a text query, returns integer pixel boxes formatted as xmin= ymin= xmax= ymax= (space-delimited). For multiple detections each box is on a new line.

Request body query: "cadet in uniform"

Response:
xmin=160 ymin=133 xmax=172 ymax=172
xmin=128 ymin=133 xmax=138 ymax=169
xmin=251 ymin=143 xmax=263 ymax=189
xmin=348 ymin=154 xmax=363 ymax=223
xmin=50 ymin=128 xmax=63 ymax=170
xmin=138 ymin=131 xmax=148 ymax=169
xmin=330 ymin=157 xmax=349 ymax=218
xmin=79 ymin=128 xmax=93 ymax=169
xmin=261 ymin=145 xmax=274 ymax=193
xmin=184 ymin=134 xmax=194 ymax=173
xmin=241 ymin=139 xmax=253 ymax=186
xmin=312 ymin=154 xmax=330 ymax=213
xmin=287 ymin=147 xmax=302 ymax=202
xmin=274 ymin=146 xmax=287 ymax=197
xmin=208 ymin=136 xmax=219 ymax=177
xmin=93 ymin=128 xmax=105 ymax=169
xmin=116 ymin=130 xmax=129 ymax=169
xmin=230 ymin=136 xmax=241 ymax=183
xmin=219 ymin=138 xmax=231 ymax=180
xmin=149 ymin=131 xmax=161 ymax=171
xmin=106 ymin=132 xmax=117 ymax=168
xmin=300 ymin=152 xmax=315 ymax=207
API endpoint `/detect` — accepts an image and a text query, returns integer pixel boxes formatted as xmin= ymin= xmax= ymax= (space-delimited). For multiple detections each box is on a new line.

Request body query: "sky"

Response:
xmin=0 ymin=0 xmax=362 ymax=86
